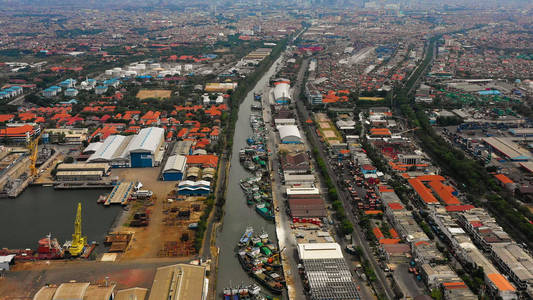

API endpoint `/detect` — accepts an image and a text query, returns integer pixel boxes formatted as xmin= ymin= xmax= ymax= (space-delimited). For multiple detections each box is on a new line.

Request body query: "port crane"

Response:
xmin=26 ymin=130 xmax=43 ymax=177
xmin=68 ymin=202 xmax=87 ymax=257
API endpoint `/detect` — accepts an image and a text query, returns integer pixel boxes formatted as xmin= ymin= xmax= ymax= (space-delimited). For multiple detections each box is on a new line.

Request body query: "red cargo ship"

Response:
xmin=0 ymin=234 xmax=64 ymax=261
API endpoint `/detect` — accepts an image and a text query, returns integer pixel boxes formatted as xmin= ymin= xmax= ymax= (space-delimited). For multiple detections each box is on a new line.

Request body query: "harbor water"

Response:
xmin=0 ymin=186 xmax=120 ymax=250
xmin=216 ymin=55 xmax=284 ymax=297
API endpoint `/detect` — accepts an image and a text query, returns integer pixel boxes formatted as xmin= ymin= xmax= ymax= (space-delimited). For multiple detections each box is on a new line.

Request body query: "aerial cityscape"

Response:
xmin=0 ymin=0 xmax=532 ymax=299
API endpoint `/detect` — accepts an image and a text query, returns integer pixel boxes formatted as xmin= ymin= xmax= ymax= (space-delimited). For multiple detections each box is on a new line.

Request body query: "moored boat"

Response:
xmin=239 ymin=226 xmax=254 ymax=246
xmin=255 ymin=203 xmax=275 ymax=221
xmin=236 ymin=227 xmax=285 ymax=295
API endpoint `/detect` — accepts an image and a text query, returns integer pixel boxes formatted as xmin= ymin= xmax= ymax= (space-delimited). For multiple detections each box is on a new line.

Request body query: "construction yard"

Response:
xmin=110 ymin=168 xmax=202 ymax=260
xmin=136 ymin=89 xmax=172 ymax=100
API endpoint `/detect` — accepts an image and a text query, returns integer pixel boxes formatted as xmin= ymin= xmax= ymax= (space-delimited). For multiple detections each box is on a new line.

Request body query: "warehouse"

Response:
xmin=283 ymin=173 xmax=316 ymax=187
xmin=148 ymin=264 xmax=207 ymax=300
xmin=33 ymin=282 xmax=115 ymax=300
xmin=483 ymin=137 xmax=530 ymax=161
xmin=87 ymin=135 xmax=133 ymax=167
xmin=126 ymin=127 xmax=165 ymax=168
xmin=278 ymin=125 xmax=303 ymax=144
xmin=508 ymin=128 xmax=533 ymax=137
xmin=273 ymin=81 xmax=291 ymax=104
xmin=286 ymin=187 xmax=320 ymax=196
xmin=172 ymin=140 xmax=194 ymax=155
xmin=162 ymin=155 xmax=187 ymax=181
xmin=297 ymin=243 xmax=360 ymax=300
xmin=56 ymin=171 xmax=104 ymax=181
xmin=82 ymin=142 xmax=103 ymax=155
xmin=288 ymin=195 xmax=326 ymax=217
xmin=57 ymin=163 xmax=110 ymax=175
xmin=177 ymin=180 xmax=211 ymax=196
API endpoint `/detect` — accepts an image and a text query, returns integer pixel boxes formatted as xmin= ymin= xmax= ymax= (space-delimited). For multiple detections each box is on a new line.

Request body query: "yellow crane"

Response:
xmin=68 ymin=202 xmax=87 ymax=257
xmin=26 ymin=130 xmax=43 ymax=177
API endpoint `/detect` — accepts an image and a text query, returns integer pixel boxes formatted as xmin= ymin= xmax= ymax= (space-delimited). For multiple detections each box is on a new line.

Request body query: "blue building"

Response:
xmin=177 ymin=180 xmax=210 ymax=196
xmin=162 ymin=155 xmax=187 ymax=181
xmin=127 ymin=127 xmax=165 ymax=168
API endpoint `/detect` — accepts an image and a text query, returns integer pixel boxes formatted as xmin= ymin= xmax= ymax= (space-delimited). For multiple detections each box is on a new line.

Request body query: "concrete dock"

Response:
xmin=105 ymin=182 xmax=134 ymax=205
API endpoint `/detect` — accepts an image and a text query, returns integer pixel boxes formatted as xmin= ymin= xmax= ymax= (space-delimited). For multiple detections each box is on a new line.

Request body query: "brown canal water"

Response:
xmin=215 ymin=55 xmax=286 ymax=299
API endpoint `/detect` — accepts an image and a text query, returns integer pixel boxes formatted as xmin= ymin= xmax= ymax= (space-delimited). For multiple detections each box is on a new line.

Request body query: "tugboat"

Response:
xmin=236 ymin=227 xmax=285 ymax=295
xmin=37 ymin=233 xmax=64 ymax=259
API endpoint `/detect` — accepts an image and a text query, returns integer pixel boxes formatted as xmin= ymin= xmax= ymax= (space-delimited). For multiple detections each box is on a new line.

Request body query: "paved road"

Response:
xmin=286 ymin=58 xmax=374 ymax=300
xmin=295 ymin=99 xmax=396 ymax=300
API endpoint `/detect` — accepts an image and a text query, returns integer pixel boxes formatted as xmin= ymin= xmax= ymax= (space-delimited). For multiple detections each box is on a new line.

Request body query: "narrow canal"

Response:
xmin=0 ymin=186 xmax=120 ymax=250
xmin=216 ymin=55 xmax=284 ymax=297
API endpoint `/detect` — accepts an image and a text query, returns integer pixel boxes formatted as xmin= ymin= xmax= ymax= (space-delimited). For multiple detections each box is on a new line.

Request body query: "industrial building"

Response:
xmin=126 ymin=127 xmax=165 ymax=167
xmin=297 ymin=243 xmax=360 ymax=300
xmin=87 ymin=135 xmax=133 ymax=167
xmin=115 ymin=288 xmax=148 ymax=300
xmin=288 ymin=195 xmax=326 ymax=217
xmin=33 ymin=282 xmax=115 ymax=300
xmin=87 ymin=127 xmax=165 ymax=168
xmin=177 ymin=180 xmax=210 ymax=196
xmin=273 ymin=81 xmax=291 ymax=104
xmin=57 ymin=163 xmax=110 ymax=175
xmin=483 ymin=137 xmax=530 ymax=161
xmin=162 ymin=154 xmax=187 ymax=181
xmin=283 ymin=173 xmax=315 ymax=187
xmin=148 ymin=264 xmax=207 ymax=300
xmin=278 ymin=125 xmax=303 ymax=144
xmin=44 ymin=128 xmax=88 ymax=144
xmin=55 ymin=171 xmax=104 ymax=181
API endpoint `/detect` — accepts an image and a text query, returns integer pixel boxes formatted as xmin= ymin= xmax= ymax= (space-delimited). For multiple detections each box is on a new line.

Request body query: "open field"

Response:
xmin=136 ymin=89 xmax=172 ymax=100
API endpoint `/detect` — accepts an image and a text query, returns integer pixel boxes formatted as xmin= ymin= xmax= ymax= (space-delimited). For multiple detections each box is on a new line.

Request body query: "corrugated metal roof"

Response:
xmin=126 ymin=127 xmax=164 ymax=154
xmin=163 ymin=155 xmax=187 ymax=173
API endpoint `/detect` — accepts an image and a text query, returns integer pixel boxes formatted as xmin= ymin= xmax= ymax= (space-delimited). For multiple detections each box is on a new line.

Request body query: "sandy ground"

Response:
xmin=136 ymin=89 xmax=172 ymax=100
xmin=322 ymin=130 xmax=336 ymax=138
xmin=111 ymin=168 xmax=200 ymax=259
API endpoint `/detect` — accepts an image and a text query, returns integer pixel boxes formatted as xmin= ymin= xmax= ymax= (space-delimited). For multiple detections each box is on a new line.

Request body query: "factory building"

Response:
xmin=278 ymin=125 xmax=302 ymax=144
xmin=33 ymin=282 xmax=115 ymax=300
xmin=57 ymin=163 xmax=110 ymax=175
xmin=483 ymin=137 xmax=530 ymax=161
xmin=87 ymin=135 xmax=133 ymax=167
xmin=55 ymin=171 xmax=104 ymax=181
xmin=162 ymin=155 xmax=187 ymax=181
xmin=126 ymin=127 xmax=164 ymax=168
xmin=148 ymin=264 xmax=207 ymax=300
xmin=87 ymin=127 xmax=164 ymax=168
xmin=177 ymin=180 xmax=210 ymax=196
xmin=297 ymin=243 xmax=360 ymax=300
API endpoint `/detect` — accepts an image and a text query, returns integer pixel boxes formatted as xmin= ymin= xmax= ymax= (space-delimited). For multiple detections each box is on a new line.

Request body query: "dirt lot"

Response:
xmin=136 ymin=89 xmax=172 ymax=100
xmin=111 ymin=168 xmax=201 ymax=259
xmin=278 ymin=144 xmax=306 ymax=153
